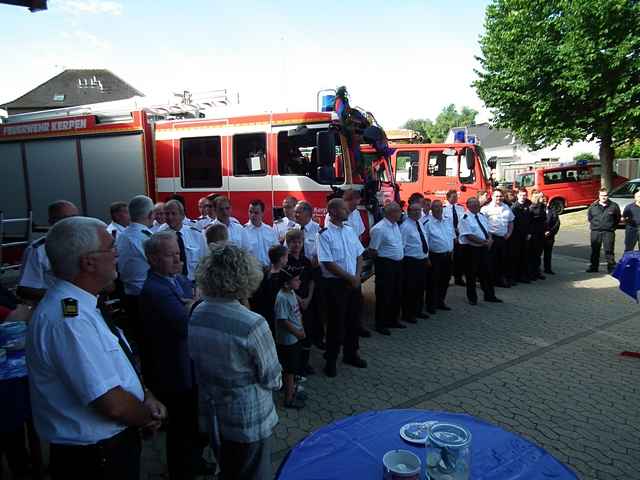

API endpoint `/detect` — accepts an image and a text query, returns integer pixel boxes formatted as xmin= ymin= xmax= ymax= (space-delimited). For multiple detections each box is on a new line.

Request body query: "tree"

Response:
xmin=403 ymin=104 xmax=478 ymax=143
xmin=615 ymin=140 xmax=640 ymax=158
xmin=474 ymin=0 xmax=640 ymax=190
xmin=573 ymin=152 xmax=598 ymax=163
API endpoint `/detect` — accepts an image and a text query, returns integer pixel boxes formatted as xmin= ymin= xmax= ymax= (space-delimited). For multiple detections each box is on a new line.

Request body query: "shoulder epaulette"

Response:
xmin=463 ymin=214 xmax=468 ymax=219
xmin=274 ymin=218 xmax=283 ymax=223
xmin=32 ymin=237 xmax=46 ymax=248
xmin=189 ymin=226 xmax=202 ymax=233
xmin=319 ymin=227 xmax=328 ymax=234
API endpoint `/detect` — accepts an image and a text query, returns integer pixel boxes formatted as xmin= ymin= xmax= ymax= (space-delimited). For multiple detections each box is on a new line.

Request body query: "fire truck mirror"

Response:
xmin=317 ymin=131 xmax=336 ymax=167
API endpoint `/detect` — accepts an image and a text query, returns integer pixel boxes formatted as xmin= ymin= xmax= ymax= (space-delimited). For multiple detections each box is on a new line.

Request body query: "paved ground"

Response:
xmin=140 ymin=223 xmax=640 ymax=480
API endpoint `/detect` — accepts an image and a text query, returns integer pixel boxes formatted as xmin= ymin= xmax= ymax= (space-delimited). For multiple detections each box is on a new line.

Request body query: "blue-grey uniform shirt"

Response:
xmin=26 ymin=279 xmax=144 ymax=445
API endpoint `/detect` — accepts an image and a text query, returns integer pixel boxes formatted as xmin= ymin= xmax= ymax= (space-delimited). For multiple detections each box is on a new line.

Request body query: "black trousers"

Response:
xmin=402 ymin=257 xmax=427 ymax=322
xmin=508 ymin=234 xmax=530 ymax=281
xmin=529 ymin=234 xmax=544 ymax=276
xmin=624 ymin=227 xmax=639 ymax=252
xmin=311 ymin=271 xmax=326 ymax=345
xmin=489 ymin=235 xmax=509 ymax=285
xmin=462 ymin=245 xmax=496 ymax=302
xmin=590 ymin=230 xmax=616 ymax=269
xmin=219 ymin=435 xmax=272 ymax=480
xmin=324 ymin=278 xmax=361 ymax=362
xmin=422 ymin=261 xmax=433 ymax=314
xmin=374 ymin=257 xmax=403 ymax=328
xmin=543 ymin=236 xmax=555 ymax=272
xmin=453 ymin=241 xmax=465 ymax=281
xmin=154 ymin=388 xmax=200 ymax=480
xmin=428 ymin=252 xmax=452 ymax=309
xmin=49 ymin=427 xmax=141 ymax=480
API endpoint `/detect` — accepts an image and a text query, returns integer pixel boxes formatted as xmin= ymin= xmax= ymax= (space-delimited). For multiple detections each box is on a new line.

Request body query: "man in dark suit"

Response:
xmin=542 ymin=194 xmax=561 ymax=275
xmin=140 ymin=231 xmax=200 ymax=480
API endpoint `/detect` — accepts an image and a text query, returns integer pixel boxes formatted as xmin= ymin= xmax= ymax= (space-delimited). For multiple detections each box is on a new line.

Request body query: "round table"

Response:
xmin=276 ymin=409 xmax=577 ymax=479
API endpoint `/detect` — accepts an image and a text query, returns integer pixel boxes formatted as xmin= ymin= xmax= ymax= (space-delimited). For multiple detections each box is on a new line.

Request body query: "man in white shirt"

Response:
xmin=317 ymin=198 xmax=367 ymax=377
xmin=116 ymin=195 xmax=155 ymax=346
xmin=481 ymin=189 xmax=515 ymax=288
xmin=17 ymin=200 xmax=79 ymax=303
xmin=423 ymin=200 xmax=455 ymax=314
xmin=195 ymin=196 xmax=213 ymax=230
xmin=273 ymin=196 xmax=299 ymax=242
xmin=150 ymin=202 xmax=166 ymax=233
xmin=444 ymin=190 xmax=466 ymax=286
xmin=210 ymin=196 xmax=249 ymax=249
xmin=459 ymin=197 xmax=502 ymax=305
xmin=400 ymin=201 xmax=430 ymax=324
xmin=106 ymin=201 xmax=130 ymax=240
xmin=244 ymin=199 xmax=279 ymax=267
xmin=369 ymin=202 xmax=404 ymax=335
xmin=159 ymin=200 xmax=208 ymax=281
xmin=27 ymin=216 xmax=166 ymax=480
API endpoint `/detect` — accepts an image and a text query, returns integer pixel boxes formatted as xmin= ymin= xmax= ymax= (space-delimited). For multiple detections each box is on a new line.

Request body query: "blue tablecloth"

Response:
xmin=276 ymin=409 xmax=577 ymax=480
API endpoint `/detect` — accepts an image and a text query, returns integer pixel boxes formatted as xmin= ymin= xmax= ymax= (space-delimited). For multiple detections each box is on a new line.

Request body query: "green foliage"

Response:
xmin=573 ymin=152 xmax=598 ymax=163
xmin=403 ymin=104 xmax=478 ymax=143
xmin=474 ymin=0 xmax=640 ymax=187
xmin=615 ymin=141 xmax=640 ymax=158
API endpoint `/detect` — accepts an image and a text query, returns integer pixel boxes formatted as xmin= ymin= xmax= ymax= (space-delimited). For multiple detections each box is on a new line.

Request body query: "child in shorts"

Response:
xmin=274 ymin=265 xmax=306 ymax=409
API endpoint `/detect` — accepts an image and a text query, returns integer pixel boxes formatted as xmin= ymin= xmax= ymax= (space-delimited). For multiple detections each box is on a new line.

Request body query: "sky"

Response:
xmin=0 ymin=0 xmax=492 ymax=128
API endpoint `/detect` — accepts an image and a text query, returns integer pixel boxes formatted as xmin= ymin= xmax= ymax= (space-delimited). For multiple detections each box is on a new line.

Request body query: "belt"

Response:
xmin=51 ymin=427 xmax=138 ymax=452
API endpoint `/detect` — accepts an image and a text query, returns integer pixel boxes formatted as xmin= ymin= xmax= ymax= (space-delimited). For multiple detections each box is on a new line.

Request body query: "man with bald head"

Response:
xmin=369 ymin=202 xmax=405 ymax=335
xmin=317 ymin=198 xmax=367 ymax=377
xmin=17 ymin=199 xmax=79 ymax=302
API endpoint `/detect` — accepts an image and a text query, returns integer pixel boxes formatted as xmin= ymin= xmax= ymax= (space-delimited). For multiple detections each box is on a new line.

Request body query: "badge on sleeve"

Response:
xmin=61 ymin=298 xmax=79 ymax=317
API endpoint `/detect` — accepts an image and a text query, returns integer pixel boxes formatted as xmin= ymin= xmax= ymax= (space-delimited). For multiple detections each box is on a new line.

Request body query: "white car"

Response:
xmin=609 ymin=178 xmax=640 ymax=219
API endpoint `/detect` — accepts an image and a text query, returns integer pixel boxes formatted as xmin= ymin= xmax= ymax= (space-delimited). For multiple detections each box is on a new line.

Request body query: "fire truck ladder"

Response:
xmin=0 ymin=211 xmax=33 ymax=275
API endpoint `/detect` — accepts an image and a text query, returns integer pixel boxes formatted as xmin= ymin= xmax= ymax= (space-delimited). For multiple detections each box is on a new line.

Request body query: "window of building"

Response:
xmin=395 ymin=151 xmax=419 ymax=183
xmin=233 ymin=133 xmax=267 ymax=176
xmin=180 ymin=136 xmax=222 ymax=188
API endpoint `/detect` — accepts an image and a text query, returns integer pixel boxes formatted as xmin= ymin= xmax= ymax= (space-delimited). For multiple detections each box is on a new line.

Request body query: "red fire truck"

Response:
xmin=0 ymin=97 xmax=397 ymax=238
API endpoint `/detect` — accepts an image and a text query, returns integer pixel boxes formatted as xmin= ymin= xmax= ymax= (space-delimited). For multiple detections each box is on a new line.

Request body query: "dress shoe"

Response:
xmin=469 ymin=300 xmax=478 ymax=306
xmin=586 ymin=267 xmax=599 ymax=273
xmin=544 ymin=270 xmax=555 ymax=275
xmin=485 ymin=297 xmax=503 ymax=303
xmin=455 ymin=278 xmax=466 ymax=286
xmin=343 ymin=356 xmax=368 ymax=368
xmin=376 ymin=327 xmax=391 ymax=336
xmin=324 ymin=362 xmax=337 ymax=377
xmin=403 ymin=318 xmax=417 ymax=324
xmin=388 ymin=322 xmax=407 ymax=329
xmin=517 ymin=278 xmax=531 ymax=284
xmin=358 ymin=328 xmax=372 ymax=338
xmin=437 ymin=304 xmax=452 ymax=311
xmin=314 ymin=340 xmax=327 ymax=351
xmin=537 ymin=274 xmax=546 ymax=280
xmin=416 ymin=312 xmax=430 ymax=319
xmin=427 ymin=308 xmax=437 ymax=314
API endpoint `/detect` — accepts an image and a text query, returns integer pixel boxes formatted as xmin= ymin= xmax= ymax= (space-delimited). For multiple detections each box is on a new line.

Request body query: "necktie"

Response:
xmin=452 ymin=206 xmax=459 ymax=230
xmin=416 ymin=220 xmax=429 ymax=254
xmin=170 ymin=276 xmax=185 ymax=297
xmin=111 ymin=229 xmax=117 ymax=239
xmin=474 ymin=214 xmax=489 ymax=240
xmin=98 ymin=300 xmax=142 ymax=383
xmin=175 ymin=231 xmax=189 ymax=276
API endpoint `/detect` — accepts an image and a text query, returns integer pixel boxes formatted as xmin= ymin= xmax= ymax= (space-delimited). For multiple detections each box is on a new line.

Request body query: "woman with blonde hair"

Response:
xmin=189 ymin=243 xmax=282 ymax=480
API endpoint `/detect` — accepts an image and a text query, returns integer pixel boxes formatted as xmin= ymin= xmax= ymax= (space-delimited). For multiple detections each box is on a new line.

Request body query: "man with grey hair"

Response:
xmin=17 ymin=199 xmax=79 ymax=302
xmin=139 ymin=231 xmax=202 ymax=480
xmin=159 ymin=200 xmax=208 ymax=280
xmin=26 ymin=216 xmax=166 ymax=480
xmin=274 ymin=195 xmax=299 ymax=242
xmin=116 ymin=195 xmax=155 ymax=345
xmin=151 ymin=202 xmax=166 ymax=233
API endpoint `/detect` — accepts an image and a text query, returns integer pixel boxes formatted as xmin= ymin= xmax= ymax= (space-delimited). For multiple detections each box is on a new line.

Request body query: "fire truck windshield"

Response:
xmin=277 ymin=127 xmax=348 ymax=185
xmin=477 ymin=145 xmax=492 ymax=183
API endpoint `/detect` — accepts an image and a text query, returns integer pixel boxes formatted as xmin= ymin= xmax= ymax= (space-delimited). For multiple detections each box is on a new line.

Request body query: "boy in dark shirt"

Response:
xmin=250 ymin=244 xmax=288 ymax=335
xmin=285 ymin=229 xmax=316 ymax=375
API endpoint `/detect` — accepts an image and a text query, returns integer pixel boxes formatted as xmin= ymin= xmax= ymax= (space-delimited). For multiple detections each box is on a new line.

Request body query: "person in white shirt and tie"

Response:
xmin=273 ymin=196 xmax=299 ymax=243
xmin=423 ymin=200 xmax=455 ymax=314
xmin=106 ymin=201 xmax=130 ymax=240
xmin=244 ymin=199 xmax=279 ymax=267
xmin=459 ymin=197 xmax=502 ymax=305
xmin=400 ymin=201 xmax=430 ymax=324
xmin=481 ymin=189 xmax=514 ymax=288
xmin=444 ymin=190 xmax=466 ymax=286
xmin=116 ymin=195 xmax=155 ymax=346
xmin=210 ymin=196 xmax=249 ymax=249
xmin=369 ymin=202 xmax=405 ymax=336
